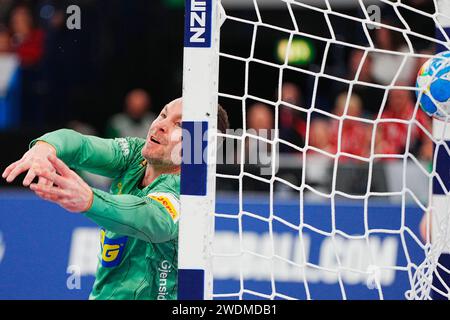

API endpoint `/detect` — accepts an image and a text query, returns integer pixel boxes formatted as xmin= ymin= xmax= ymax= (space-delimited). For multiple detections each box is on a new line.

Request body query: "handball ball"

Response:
xmin=416 ymin=51 xmax=450 ymax=120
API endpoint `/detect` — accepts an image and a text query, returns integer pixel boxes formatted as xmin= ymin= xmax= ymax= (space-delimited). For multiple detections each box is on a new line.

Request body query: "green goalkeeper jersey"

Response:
xmin=32 ymin=129 xmax=179 ymax=300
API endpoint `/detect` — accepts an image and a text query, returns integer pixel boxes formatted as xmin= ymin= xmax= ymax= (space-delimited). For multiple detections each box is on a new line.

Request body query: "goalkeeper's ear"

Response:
xmin=217 ymin=103 xmax=229 ymax=149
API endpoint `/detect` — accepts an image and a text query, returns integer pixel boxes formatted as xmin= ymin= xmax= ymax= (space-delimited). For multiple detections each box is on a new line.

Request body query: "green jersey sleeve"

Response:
xmin=30 ymin=129 xmax=145 ymax=178
xmin=84 ymin=188 xmax=178 ymax=243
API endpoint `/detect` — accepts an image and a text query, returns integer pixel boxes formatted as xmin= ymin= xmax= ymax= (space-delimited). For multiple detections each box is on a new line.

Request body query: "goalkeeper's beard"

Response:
xmin=144 ymin=151 xmax=181 ymax=174
xmin=146 ymin=155 xmax=177 ymax=169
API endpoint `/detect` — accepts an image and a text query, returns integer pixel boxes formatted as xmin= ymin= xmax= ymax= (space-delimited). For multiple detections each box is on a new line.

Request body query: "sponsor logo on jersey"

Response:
xmin=157 ymin=260 xmax=173 ymax=300
xmin=184 ymin=0 xmax=212 ymax=48
xmin=148 ymin=193 xmax=180 ymax=223
xmin=116 ymin=138 xmax=130 ymax=157
xmin=0 ymin=232 xmax=5 ymax=264
xmin=100 ymin=229 xmax=128 ymax=268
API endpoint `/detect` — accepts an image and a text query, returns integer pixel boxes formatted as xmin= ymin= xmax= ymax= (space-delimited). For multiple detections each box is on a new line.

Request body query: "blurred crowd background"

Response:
xmin=0 ymin=0 xmax=440 ymax=200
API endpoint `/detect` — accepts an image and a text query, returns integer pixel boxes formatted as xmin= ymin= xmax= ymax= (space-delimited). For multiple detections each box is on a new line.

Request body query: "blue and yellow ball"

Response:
xmin=416 ymin=51 xmax=450 ymax=120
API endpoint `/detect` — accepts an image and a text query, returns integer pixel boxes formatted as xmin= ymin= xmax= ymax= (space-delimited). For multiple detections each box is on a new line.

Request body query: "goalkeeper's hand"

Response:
xmin=2 ymin=141 xmax=57 ymax=188
xmin=29 ymin=154 xmax=93 ymax=213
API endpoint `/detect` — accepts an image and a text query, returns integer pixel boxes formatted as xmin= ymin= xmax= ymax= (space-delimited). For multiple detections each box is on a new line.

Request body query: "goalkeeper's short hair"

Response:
xmin=217 ymin=104 xmax=230 ymax=133
xmin=217 ymin=104 xmax=229 ymax=133
xmin=216 ymin=104 xmax=229 ymax=150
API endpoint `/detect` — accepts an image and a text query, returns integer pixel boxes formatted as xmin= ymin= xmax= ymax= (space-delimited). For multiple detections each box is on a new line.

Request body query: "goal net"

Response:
xmin=179 ymin=0 xmax=450 ymax=300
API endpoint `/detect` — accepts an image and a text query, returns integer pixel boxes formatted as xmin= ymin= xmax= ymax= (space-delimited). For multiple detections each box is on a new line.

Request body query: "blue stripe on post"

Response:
xmin=181 ymin=121 xmax=208 ymax=196
xmin=433 ymin=141 xmax=450 ymax=195
xmin=436 ymin=27 xmax=450 ymax=53
xmin=433 ymin=24 xmax=450 ymax=299
xmin=184 ymin=0 xmax=212 ymax=48
xmin=178 ymin=269 xmax=205 ymax=300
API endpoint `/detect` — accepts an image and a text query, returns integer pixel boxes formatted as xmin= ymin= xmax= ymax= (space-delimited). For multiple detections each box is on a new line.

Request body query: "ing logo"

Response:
xmin=100 ymin=229 xmax=127 ymax=267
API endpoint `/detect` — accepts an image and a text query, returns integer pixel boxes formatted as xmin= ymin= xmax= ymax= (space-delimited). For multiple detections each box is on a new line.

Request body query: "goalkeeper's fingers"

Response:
xmin=22 ymin=169 xmax=36 ymax=187
xmin=34 ymin=188 xmax=61 ymax=203
xmin=35 ymin=169 xmax=69 ymax=189
xmin=4 ymin=162 xmax=30 ymax=183
xmin=2 ymin=159 xmax=22 ymax=180
xmin=48 ymin=154 xmax=74 ymax=178
xmin=30 ymin=183 xmax=70 ymax=199
xmin=38 ymin=176 xmax=53 ymax=187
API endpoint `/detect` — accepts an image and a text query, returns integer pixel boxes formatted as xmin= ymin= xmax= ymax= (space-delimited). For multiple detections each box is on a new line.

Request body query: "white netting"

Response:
xmin=211 ymin=0 xmax=450 ymax=300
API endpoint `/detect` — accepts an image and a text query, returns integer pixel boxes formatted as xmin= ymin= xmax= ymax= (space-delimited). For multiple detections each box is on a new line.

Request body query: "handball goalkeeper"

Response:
xmin=2 ymin=98 xmax=229 ymax=300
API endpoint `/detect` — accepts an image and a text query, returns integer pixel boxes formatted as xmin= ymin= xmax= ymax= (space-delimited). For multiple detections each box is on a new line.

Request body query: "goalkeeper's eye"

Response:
xmin=175 ymin=121 xmax=182 ymax=128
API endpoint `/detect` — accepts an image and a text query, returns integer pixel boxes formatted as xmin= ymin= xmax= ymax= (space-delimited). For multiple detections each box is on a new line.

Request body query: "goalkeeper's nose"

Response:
xmin=149 ymin=119 xmax=168 ymax=137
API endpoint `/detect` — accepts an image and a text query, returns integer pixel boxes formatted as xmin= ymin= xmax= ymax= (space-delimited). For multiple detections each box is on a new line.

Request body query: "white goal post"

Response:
xmin=179 ymin=0 xmax=450 ymax=300
xmin=178 ymin=0 xmax=221 ymax=300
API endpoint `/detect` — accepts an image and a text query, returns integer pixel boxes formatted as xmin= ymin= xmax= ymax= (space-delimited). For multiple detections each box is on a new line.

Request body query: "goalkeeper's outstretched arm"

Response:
xmin=29 ymin=154 xmax=177 ymax=243
xmin=2 ymin=128 xmax=139 ymax=185
xmin=84 ymin=188 xmax=178 ymax=243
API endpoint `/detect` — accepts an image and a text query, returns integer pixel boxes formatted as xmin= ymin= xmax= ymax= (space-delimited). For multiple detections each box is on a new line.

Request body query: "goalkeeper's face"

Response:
xmin=142 ymin=98 xmax=183 ymax=168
